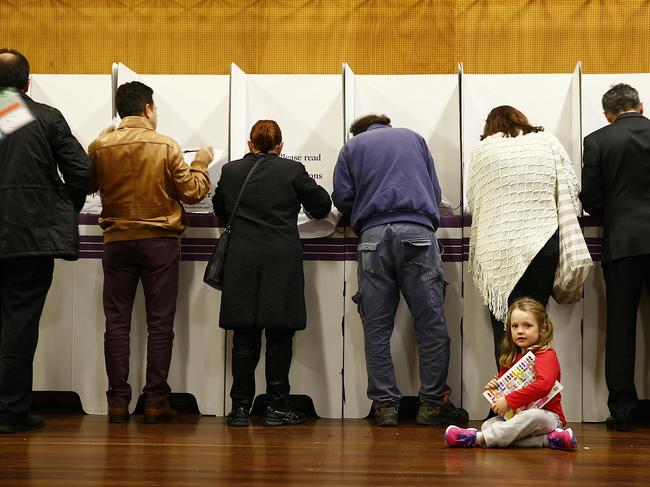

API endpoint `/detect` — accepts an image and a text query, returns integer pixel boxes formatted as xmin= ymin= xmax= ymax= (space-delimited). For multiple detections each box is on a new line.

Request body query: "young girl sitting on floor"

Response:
xmin=445 ymin=297 xmax=577 ymax=450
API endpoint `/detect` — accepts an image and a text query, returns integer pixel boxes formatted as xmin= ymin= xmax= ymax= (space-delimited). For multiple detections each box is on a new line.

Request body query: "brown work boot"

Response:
xmin=373 ymin=403 xmax=399 ymax=427
xmin=143 ymin=404 xmax=177 ymax=424
xmin=108 ymin=407 xmax=129 ymax=423
xmin=417 ymin=401 xmax=468 ymax=426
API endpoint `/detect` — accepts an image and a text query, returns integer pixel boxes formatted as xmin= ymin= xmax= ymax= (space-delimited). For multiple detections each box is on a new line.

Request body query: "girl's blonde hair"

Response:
xmin=498 ymin=297 xmax=554 ymax=368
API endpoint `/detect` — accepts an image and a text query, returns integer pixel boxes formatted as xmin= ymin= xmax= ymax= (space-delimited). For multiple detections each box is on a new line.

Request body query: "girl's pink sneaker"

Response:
xmin=444 ymin=425 xmax=478 ymax=447
xmin=547 ymin=428 xmax=578 ymax=450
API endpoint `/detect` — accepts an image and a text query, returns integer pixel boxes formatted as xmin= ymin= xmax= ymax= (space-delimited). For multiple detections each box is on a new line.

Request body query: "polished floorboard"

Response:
xmin=0 ymin=414 xmax=649 ymax=486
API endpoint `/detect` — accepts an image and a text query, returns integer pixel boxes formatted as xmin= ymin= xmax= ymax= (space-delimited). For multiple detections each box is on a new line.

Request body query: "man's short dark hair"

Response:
xmin=350 ymin=114 xmax=391 ymax=136
xmin=0 ymin=49 xmax=30 ymax=90
xmin=602 ymin=83 xmax=641 ymax=115
xmin=115 ymin=81 xmax=154 ymax=118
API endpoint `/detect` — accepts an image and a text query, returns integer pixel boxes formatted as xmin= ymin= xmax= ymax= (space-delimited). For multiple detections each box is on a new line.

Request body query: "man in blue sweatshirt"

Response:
xmin=333 ymin=114 xmax=467 ymax=427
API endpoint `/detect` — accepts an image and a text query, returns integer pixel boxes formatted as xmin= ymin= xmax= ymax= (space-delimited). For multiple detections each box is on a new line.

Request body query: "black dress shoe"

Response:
xmin=0 ymin=414 xmax=45 ymax=434
xmin=606 ymin=416 xmax=633 ymax=431
xmin=226 ymin=405 xmax=250 ymax=427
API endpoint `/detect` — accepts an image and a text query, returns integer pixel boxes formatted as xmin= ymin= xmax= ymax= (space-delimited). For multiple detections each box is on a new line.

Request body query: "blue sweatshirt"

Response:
xmin=332 ymin=124 xmax=442 ymax=235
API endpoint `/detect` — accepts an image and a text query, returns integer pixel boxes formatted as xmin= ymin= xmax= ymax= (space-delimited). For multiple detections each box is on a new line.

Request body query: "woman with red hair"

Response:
xmin=212 ymin=120 xmax=331 ymax=427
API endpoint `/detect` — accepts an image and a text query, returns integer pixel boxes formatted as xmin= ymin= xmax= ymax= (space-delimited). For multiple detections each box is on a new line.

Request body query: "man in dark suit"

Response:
xmin=581 ymin=83 xmax=650 ymax=431
xmin=0 ymin=49 xmax=91 ymax=433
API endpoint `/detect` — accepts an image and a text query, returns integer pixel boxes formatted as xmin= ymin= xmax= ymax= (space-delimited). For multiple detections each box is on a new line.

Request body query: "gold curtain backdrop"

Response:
xmin=1 ymin=0 xmax=649 ymax=75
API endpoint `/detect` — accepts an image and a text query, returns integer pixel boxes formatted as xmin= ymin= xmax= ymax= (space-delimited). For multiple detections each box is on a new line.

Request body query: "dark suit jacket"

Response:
xmin=580 ymin=111 xmax=650 ymax=264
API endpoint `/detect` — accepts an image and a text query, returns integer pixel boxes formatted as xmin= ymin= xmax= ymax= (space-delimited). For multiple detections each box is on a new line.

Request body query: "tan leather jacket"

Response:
xmin=88 ymin=116 xmax=210 ymax=243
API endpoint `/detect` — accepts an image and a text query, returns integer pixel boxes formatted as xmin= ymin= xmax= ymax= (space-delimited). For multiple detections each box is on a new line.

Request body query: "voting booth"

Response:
xmin=460 ymin=64 xmax=584 ymax=421
xmin=226 ymin=64 xmax=344 ymax=418
xmin=29 ymin=74 xmax=113 ymax=412
xmin=341 ymin=64 xmax=463 ymax=418
xmin=26 ymin=63 xmax=650 ymax=421
xmin=30 ymin=66 xmax=230 ymax=415
xmin=581 ymin=74 xmax=650 ymax=421
xmin=106 ymin=64 xmax=230 ymax=416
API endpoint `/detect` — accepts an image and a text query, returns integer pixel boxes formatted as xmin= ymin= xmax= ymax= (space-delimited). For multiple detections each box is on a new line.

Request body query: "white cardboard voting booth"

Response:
xmin=226 ymin=64 xmax=344 ymax=418
xmin=108 ymin=64 xmax=230 ymax=415
xmin=341 ymin=64 xmax=464 ymax=418
xmin=30 ymin=66 xmax=230 ymax=415
xmin=29 ymin=74 xmax=112 ymax=412
xmin=581 ymin=74 xmax=650 ymax=421
xmin=460 ymin=65 xmax=584 ymax=421
xmin=26 ymin=63 xmax=650 ymax=421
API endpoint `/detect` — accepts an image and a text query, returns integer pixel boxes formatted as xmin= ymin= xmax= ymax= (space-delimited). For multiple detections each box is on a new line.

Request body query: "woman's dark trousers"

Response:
xmin=230 ymin=328 xmax=295 ymax=409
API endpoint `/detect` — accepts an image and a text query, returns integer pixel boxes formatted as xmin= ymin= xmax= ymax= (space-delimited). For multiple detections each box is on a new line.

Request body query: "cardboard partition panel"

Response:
xmin=461 ymin=70 xmax=583 ymax=421
xmin=581 ymin=74 xmax=650 ymax=421
xmin=225 ymin=68 xmax=345 ymax=418
xmin=109 ymin=65 xmax=229 ymax=414
xmin=30 ymin=68 xmax=229 ymax=414
xmin=28 ymin=75 xmax=111 ymax=401
xmin=28 ymin=65 xmax=650 ymax=421
xmin=342 ymin=66 xmax=463 ymax=417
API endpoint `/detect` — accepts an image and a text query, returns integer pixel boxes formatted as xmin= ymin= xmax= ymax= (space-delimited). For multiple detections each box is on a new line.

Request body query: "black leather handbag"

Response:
xmin=203 ymin=156 xmax=264 ymax=290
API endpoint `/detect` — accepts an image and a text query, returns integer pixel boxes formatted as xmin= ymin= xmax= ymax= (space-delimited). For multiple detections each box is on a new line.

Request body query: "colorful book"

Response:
xmin=483 ymin=351 xmax=563 ymax=419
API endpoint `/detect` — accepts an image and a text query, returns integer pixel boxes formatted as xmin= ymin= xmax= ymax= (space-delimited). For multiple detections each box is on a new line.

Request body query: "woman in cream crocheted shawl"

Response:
xmin=467 ymin=106 xmax=580 ymax=368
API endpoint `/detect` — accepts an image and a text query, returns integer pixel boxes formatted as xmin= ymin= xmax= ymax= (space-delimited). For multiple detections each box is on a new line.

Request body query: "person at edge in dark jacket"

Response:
xmin=0 ymin=49 xmax=92 ymax=433
xmin=332 ymin=114 xmax=468 ymax=427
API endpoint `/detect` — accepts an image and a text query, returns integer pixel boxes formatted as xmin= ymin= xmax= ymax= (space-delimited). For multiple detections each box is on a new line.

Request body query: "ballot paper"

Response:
xmin=297 ymin=207 xmax=341 ymax=239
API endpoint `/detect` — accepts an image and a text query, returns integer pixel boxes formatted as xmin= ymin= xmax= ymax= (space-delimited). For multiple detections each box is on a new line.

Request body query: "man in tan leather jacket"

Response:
xmin=88 ymin=81 xmax=212 ymax=424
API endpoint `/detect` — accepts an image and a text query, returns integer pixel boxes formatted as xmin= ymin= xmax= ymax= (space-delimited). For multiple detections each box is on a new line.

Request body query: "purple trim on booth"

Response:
xmin=78 ymin=214 xmax=100 ymax=225
xmin=77 ymin=213 xmax=607 ymax=262
xmin=80 ymin=213 xmax=465 ymax=229
xmin=584 ymin=237 xmax=602 ymax=261
xmin=581 ymin=216 xmax=604 ymax=227
xmin=440 ymin=215 xmax=464 ymax=228
xmin=77 ymin=235 xmax=464 ymax=263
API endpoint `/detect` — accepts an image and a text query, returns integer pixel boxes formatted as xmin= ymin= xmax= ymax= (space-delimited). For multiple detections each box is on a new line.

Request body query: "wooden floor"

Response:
xmin=0 ymin=414 xmax=649 ymax=486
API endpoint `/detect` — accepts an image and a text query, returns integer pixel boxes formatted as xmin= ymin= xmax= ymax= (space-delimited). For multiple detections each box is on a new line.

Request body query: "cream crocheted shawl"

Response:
xmin=467 ymin=131 xmax=580 ymax=321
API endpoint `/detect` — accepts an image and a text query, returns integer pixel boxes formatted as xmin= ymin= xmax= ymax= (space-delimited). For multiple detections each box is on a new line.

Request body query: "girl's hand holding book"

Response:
xmin=484 ymin=376 xmax=499 ymax=390
xmin=491 ymin=395 xmax=509 ymax=416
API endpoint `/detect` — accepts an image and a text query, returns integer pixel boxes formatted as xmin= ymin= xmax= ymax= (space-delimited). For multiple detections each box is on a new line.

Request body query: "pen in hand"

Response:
xmin=183 ymin=146 xmax=214 ymax=163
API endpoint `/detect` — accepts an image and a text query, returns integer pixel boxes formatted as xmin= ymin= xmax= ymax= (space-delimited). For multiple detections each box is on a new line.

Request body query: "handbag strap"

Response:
xmin=225 ymin=154 xmax=268 ymax=230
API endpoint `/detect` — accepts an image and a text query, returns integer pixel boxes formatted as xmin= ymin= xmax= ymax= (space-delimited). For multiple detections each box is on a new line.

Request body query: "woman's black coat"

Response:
xmin=212 ymin=152 xmax=331 ymax=330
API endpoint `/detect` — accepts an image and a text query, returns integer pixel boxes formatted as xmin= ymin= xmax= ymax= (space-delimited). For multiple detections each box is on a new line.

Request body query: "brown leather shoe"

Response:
xmin=143 ymin=404 xmax=177 ymax=424
xmin=108 ymin=407 xmax=129 ymax=423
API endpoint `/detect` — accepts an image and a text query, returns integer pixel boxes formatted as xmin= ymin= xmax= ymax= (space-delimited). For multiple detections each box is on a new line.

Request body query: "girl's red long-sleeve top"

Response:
xmin=498 ymin=348 xmax=566 ymax=425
